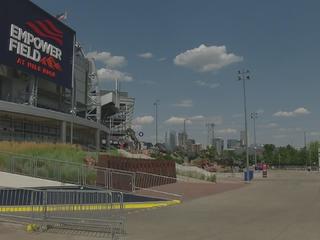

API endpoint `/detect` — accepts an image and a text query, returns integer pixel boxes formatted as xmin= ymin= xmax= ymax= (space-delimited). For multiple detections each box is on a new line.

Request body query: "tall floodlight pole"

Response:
xmin=154 ymin=100 xmax=160 ymax=144
xmin=238 ymin=70 xmax=250 ymax=181
xmin=304 ymin=131 xmax=308 ymax=170
xmin=70 ymin=107 xmax=76 ymax=144
xmin=70 ymin=35 xmax=76 ymax=144
xmin=251 ymin=112 xmax=258 ymax=166
xmin=183 ymin=119 xmax=186 ymax=147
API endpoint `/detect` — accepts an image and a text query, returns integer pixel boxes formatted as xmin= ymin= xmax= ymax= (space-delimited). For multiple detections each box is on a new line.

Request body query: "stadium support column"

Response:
xmin=61 ymin=121 xmax=67 ymax=143
xmin=96 ymin=128 xmax=100 ymax=152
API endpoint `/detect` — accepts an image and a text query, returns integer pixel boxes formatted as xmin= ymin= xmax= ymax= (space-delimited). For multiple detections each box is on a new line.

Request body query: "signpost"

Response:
xmin=0 ymin=0 xmax=75 ymax=89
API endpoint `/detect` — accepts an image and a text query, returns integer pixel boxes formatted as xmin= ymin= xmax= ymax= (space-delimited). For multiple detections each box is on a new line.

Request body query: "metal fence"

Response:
xmin=135 ymin=171 xmax=177 ymax=189
xmin=0 ymin=188 xmax=125 ymax=239
xmin=0 ymin=151 xmax=181 ymax=194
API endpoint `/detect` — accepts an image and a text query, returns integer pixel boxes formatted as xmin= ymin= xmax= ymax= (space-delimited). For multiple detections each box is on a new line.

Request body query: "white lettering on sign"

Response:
xmin=9 ymin=24 xmax=62 ymax=62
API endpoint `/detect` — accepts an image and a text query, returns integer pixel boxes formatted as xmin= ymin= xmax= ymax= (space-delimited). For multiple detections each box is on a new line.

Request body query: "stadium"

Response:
xmin=0 ymin=0 xmax=136 ymax=151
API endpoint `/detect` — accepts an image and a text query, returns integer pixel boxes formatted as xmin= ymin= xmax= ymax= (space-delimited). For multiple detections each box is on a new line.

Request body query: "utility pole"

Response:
xmin=153 ymin=100 xmax=160 ymax=144
xmin=304 ymin=131 xmax=308 ymax=169
xmin=251 ymin=112 xmax=258 ymax=166
xmin=238 ymin=69 xmax=251 ymax=182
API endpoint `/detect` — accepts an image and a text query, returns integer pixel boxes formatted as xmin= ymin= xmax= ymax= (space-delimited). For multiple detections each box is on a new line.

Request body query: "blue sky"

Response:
xmin=33 ymin=0 xmax=320 ymax=147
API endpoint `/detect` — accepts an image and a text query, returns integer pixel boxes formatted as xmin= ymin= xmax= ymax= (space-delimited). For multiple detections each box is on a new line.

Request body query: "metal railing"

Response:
xmin=135 ymin=171 xmax=177 ymax=189
xmin=0 ymin=151 xmax=194 ymax=201
xmin=0 ymin=151 xmax=181 ymax=192
xmin=0 ymin=187 xmax=125 ymax=239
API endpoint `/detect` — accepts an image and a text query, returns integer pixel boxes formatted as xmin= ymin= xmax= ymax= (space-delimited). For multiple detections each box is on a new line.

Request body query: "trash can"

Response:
xmin=244 ymin=170 xmax=254 ymax=181
xmin=249 ymin=170 xmax=254 ymax=180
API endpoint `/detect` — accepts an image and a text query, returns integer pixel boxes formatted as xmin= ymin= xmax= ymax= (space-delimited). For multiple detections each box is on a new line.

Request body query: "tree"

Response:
xmin=308 ymin=141 xmax=320 ymax=166
xmin=263 ymin=144 xmax=276 ymax=164
xmin=199 ymin=146 xmax=217 ymax=161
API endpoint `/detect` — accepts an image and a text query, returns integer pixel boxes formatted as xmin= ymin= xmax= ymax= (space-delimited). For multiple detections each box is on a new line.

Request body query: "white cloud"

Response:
xmin=173 ymin=99 xmax=194 ymax=108
xmin=132 ymin=124 xmax=142 ymax=132
xmin=190 ymin=115 xmax=205 ymax=121
xmin=261 ymin=123 xmax=278 ymax=128
xmin=138 ymin=52 xmax=153 ymax=59
xmin=165 ymin=115 xmax=222 ymax=125
xmin=273 ymin=107 xmax=310 ymax=117
xmin=133 ymin=115 xmax=154 ymax=125
xmin=216 ymin=128 xmax=237 ymax=134
xmin=195 ymin=80 xmax=220 ymax=89
xmin=205 ymin=116 xmax=224 ymax=125
xmin=165 ymin=117 xmax=192 ymax=125
xmin=87 ymin=51 xmax=126 ymax=68
xmin=278 ymin=127 xmax=302 ymax=132
xmin=174 ymin=44 xmax=243 ymax=72
xmin=97 ymin=68 xmax=133 ymax=82
xmin=158 ymin=57 xmax=166 ymax=61
xmin=256 ymin=109 xmax=264 ymax=115
xmin=310 ymin=131 xmax=320 ymax=136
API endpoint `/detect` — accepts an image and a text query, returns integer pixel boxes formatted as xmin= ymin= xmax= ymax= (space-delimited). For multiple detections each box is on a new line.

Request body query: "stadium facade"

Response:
xmin=0 ymin=0 xmax=135 ymax=150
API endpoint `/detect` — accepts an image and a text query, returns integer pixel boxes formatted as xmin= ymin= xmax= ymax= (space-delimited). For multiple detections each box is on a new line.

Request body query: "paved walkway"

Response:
xmin=1 ymin=171 xmax=320 ymax=240
xmin=0 ymin=171 xmax=74 ymax=188
xmin=127 ymin=171 xmax=320 ymax=240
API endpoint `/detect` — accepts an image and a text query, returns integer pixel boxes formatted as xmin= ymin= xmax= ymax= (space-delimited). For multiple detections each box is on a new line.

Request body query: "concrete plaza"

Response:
xmin=127 ymin=171 xmax=320 ymax=240
xmin=1 ymin=170 xmax=320 ymax=240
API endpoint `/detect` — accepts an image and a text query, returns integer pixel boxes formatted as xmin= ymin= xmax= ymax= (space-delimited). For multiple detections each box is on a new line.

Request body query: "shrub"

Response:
xmin=206 ymin=174 xmax=216 ymax=183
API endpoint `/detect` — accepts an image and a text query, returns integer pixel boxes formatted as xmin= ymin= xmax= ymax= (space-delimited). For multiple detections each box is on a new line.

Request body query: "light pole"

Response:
xmin=251 ymin=112 xmax=258 ymax=167
xmin=153 ymin=100 xmax=160 ymax=145
xmin=304 ymin=131 xmax=308 ymax=170
xmin=70 ymin=107 xmax=76 ymax=144
xmin=238 ymin=69 xmax=250 ymax=181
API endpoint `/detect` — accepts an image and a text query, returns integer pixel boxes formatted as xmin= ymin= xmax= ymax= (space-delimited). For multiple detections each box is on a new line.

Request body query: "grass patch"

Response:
xmin=0 ymin=141 xmax=87 ymax=163
xmin=0 ymin=141 xmax=109 ymax=185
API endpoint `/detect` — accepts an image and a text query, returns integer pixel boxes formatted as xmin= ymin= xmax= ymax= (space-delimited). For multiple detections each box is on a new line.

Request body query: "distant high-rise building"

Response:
xmin=178 ymin=132 xmax=188 ymax=147
xmin=185 ymin=138 xmax=196 ymax=151
xmin=191 ymin=143 xmax=202 ymax=154
xmin=169 ymin=130 xmax=177 ymax=151
xmin=240 ymin=130 xmax=246 ymax=147
xmin=213 ymin=138 xmax=224 ymax=155
xmin=164 ymin=132 xmax=168 ymax=148
xmin=227 ymin=139 xmax=241 ymax=149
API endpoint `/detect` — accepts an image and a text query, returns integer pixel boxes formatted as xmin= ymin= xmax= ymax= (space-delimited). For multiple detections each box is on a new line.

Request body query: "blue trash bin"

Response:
xmin=244 ymin=171 xmax=249 ymax=181
xmin=244 ymin=170 xmax=254 ymax=181
xmin=249 ymin=170 xmax=254 ymax=180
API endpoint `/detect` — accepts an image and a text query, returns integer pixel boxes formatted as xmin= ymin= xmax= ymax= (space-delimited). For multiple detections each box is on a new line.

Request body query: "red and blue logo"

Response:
xmin=26 ymin=19 xmax=63 ymax=46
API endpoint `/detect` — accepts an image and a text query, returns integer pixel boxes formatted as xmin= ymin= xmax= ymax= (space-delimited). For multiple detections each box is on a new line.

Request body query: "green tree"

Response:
xmin=199 ymin=146 xmax=217 ymax=161
xmin=263 ymin=144 xmax=276 ymax=164
xmin=308 ymin=141 xmax=320 ymax=166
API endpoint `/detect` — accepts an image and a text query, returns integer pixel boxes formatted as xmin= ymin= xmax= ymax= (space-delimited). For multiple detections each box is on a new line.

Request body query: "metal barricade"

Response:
xmin=0 ymin=188 xmax=125 ymax=239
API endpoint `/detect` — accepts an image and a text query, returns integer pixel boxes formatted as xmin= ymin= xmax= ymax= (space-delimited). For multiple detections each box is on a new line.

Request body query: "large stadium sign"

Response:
xmin=0 ymin=0 xmax=75 ymax=89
